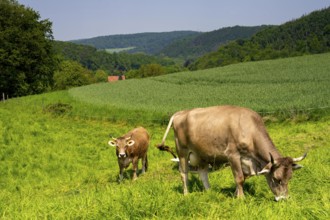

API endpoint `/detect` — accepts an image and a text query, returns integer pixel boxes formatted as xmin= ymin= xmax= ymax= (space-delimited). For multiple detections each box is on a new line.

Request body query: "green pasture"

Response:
xmin=103 ymin=47 xmax=136 ymax=53
xmin=1 ymin=53 xmax=330 ymax=219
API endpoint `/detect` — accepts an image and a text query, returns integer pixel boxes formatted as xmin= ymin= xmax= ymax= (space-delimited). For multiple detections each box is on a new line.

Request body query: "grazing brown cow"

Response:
xmin=108 ymin=127 xmax=149 ymax=181
xmin=157 ymin=105 xmax=306 ymax=201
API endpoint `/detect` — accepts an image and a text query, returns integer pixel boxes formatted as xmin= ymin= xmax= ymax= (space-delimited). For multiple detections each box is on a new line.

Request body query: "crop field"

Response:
xmin=1 ymin=53 xmax=330 ymax=219
xmin=69 ymin=53 xmax=330 ymax=123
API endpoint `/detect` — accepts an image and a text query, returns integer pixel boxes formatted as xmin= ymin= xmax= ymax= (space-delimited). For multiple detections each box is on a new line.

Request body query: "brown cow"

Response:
xmin=108 ymin=127 xmax=149 ymax=181
xmin=157 ymin=105 xmax=306 ymax=201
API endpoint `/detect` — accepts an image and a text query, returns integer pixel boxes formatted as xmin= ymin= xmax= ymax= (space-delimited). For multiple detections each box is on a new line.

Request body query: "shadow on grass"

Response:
xmin=171 ymin=172 xmax=257 ymax=198
xmin=172 ymin=175 xmax=205 ymax=194
xmin=110 ymin=169 xmax=147 ymax=183
xmin=218 ymin=182 xmax=256 ymax=197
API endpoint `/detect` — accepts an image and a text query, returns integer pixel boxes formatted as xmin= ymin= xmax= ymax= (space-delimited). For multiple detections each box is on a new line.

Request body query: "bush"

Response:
xmin=53 ymin=60 xmax=95 ymax=90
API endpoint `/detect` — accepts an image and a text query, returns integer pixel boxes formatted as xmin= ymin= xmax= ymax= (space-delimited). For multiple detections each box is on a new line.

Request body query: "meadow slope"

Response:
xmin=0 ymin=53 xmax=330 ymax=219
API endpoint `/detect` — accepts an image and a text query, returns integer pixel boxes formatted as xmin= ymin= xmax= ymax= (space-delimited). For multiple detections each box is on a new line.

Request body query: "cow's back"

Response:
xmin=173 ymin=106 xmax=266 ymax=162
xmin=126 ymin=127 xmax=149 ymax=157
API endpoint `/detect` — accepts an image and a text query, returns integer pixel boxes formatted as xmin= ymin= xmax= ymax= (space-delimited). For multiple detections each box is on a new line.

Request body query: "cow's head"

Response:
xmin=108 ymin=136 xmax=135 ymax=158
xmin=258 ymin=153 xmax=306 ymax=201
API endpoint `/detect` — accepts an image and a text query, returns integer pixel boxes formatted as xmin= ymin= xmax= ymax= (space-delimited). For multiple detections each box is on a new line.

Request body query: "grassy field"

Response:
xmin=1 ymin=53 xmax=330 ymax=219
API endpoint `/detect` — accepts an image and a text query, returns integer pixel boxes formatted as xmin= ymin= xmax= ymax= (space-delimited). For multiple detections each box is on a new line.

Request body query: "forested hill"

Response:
xmin=70 ymin=27 xmax=266 ymax=59
xmin=71 ymin=31 xmax=201 ymax=55
xmin=159 ymin=25 xmax=269 ymax=59
xmin=190 ymin=7 xmax=330 ymax=70
xmin=53 ymin=41 xmax=175 ymax=74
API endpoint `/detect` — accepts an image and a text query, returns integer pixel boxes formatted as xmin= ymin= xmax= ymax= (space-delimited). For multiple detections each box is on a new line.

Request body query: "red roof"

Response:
xmin=108 ymin=75 xmax=125 ymax=82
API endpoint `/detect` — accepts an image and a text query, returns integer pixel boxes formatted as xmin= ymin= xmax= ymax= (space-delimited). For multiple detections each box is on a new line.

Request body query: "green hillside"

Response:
xmin=159 ymin=25 xmax=268 ymax=59
xmin=191 ymin=7 xmax=330 ymax=70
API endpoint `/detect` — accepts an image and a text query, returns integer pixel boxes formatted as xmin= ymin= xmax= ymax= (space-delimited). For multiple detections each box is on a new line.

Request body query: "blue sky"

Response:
xmin=18 ymin=0 xmax=330 ymax=41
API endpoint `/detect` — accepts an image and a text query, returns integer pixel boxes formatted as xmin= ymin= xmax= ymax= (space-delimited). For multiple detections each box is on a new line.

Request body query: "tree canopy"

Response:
xmin=53 ymin=60 xmax=94 ymax=90
xmin=0 ymin=0 xmax=57 ymax=97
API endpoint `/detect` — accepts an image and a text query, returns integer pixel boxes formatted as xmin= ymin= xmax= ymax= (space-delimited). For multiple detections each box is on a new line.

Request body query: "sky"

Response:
xmin=18 ymin=0 xmax=330 ymax=41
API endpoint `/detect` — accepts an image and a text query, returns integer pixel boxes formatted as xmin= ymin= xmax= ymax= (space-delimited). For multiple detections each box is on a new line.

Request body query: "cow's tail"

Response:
xmin=156 ymin=115 xmax=177 ymax=158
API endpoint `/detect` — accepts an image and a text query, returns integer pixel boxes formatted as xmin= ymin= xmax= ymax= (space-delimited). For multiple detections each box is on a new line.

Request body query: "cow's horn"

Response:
xmin=112 ymin=137 xmax=117 ymax=141
xmin=293 ymin=153 xmax=307 ymax=162
xmin=125 ymin=136 xmax=131 ymax=140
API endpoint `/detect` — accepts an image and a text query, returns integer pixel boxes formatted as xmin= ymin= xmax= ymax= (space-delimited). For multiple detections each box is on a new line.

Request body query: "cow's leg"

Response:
xmin=132 ymin=157 xmax=139 ymax=180
xmin=118 ymin=165 xmax=124 ymax=182
xmin=179 ymin=155 xmax=189 ymax=195
xmin=141 ymin=154 xmax=148 ymax=174
xmin=198 ymin=164 xmax=210 ymax=190
xmin=176 ymin=138 xmax=189 ymax=195
xmin=228 ymin=151 xmax=245 ymax=197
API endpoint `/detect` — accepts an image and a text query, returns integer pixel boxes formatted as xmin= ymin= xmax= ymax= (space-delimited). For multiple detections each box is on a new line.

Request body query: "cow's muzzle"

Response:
xmin=118 ymin=153 xmax=126 ymax=158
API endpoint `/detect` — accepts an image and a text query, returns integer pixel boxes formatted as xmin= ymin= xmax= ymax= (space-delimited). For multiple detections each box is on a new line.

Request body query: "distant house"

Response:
xmin=108 ymin=75 xmax=126 ymax=82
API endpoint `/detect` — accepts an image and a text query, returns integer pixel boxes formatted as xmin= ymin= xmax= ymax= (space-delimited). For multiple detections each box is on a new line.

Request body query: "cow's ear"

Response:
xmin=108 ymin=140 xmax=116 ymax=147
xmin=292 ymin=163 xmax=303 ymax=170
xmin=127 ymin=140 xmax=135 ymax=147
xmin=258 ymin=163 xmax=271 ymax=175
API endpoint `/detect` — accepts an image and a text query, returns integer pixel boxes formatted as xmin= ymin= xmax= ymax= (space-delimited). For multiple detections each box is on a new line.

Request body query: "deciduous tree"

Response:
xmin=0 ymin=0 xmax=57 ymax=97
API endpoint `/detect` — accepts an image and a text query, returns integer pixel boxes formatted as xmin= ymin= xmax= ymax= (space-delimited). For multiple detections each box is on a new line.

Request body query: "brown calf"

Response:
xmin=108 ymin=127 xmax=149 ymax=181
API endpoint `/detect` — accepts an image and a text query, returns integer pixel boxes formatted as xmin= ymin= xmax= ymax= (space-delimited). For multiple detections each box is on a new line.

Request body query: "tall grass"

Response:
xmin=0 ymin=96 xmax=329 ymax=219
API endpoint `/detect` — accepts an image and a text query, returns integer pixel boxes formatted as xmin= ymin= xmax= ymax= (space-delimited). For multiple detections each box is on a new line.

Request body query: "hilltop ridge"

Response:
xmin=70 ymin=26 xmax=266 ymax=58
